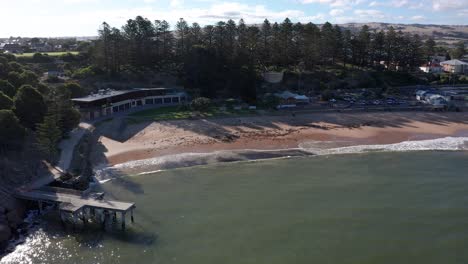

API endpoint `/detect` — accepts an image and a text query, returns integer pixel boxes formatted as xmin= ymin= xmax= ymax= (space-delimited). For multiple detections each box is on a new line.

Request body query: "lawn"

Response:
xmin=14 ymin=51 xmax=80 ymax=58
xmin=127 ymin=106 xmax=259 ymax=122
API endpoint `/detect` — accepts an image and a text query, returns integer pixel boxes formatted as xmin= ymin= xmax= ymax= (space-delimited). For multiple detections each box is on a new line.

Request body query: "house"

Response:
xmin=0 ymin=43 xmax=23 ymax=54
xmin=419 ymin=62 xmax=443 ymax=73
xmin=31 ymin=42 xmax=53 ymax=52
xmin=440 ymin=59 xmax=468 ymax=74
xmin=72 ymin=88 xmax=188 ymax=120
xmin=274 ymin=91 xmax=309 ymax=107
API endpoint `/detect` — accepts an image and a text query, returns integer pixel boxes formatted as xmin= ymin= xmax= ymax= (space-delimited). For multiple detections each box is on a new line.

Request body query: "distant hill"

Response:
xmin=337 ymin=22 xmax=468 ymax=47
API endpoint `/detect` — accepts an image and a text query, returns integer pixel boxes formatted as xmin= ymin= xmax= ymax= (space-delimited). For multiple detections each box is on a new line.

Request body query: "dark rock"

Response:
xmin=6 ymin=211 xmax=22 ymax=229
xmin=0 ymin=223 xmax=12 ymax=243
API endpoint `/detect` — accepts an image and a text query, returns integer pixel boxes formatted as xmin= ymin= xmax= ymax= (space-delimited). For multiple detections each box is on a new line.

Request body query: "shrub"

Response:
xmin=321 ymin=89 xmax=335 ymax=101
xmin=190 ymin=97 xmax=212 ymax=111
xmin=260 ymin=94 xmax=280 ymax=109
xmin=72 ymin=66 xmax=95 ymax=79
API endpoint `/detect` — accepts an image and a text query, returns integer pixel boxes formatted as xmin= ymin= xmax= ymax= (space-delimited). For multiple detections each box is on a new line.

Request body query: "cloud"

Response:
xmin=410 ymin=15 xmax=425 ymax=20
xmin=330 ymin=8 xmax=345 ymax=16
xmin=433 ymin=0 xmax=467 ymax=10
xmin=301 ymin=0 xmax=366 ymax=7
xmin=368 ymin=0 xmax=426 ymax=8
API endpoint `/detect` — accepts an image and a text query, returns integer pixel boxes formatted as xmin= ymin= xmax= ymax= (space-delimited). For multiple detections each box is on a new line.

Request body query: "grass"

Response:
xmin=127 ymin=105 xmax=259 ymax=123
xmin=14 ymin=51 xmax=80 ymax=58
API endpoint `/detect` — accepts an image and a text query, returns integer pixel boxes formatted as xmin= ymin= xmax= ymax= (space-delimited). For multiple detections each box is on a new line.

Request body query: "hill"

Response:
xmin=337 ymin=22 xmax=468 ymax=47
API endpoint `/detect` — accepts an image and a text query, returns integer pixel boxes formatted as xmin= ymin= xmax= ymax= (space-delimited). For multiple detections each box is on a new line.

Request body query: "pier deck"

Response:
xmin=15 ymin=187 xmax=136 ymax=230
xmin=16 ymin=189 xmax=135 ymax=213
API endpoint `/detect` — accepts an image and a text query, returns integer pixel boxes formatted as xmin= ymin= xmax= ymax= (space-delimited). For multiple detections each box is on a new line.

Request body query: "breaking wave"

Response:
xmin=302 ymin=136 xmax=468 ymax=155
xmin=94 ymin=137 xmax=468 ymax=183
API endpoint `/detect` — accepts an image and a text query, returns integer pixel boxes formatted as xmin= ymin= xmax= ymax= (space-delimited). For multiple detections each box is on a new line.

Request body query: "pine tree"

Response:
xmin=36 ymin=104 xmax=62 ymax=162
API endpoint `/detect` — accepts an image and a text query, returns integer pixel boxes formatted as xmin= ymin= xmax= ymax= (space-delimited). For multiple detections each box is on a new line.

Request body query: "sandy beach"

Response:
xmin=88 ymin=111 xmax=468 ymax=167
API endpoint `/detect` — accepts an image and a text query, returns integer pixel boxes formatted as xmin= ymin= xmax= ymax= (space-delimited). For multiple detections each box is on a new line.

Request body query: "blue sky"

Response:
xmin=0 ymin=0 xmax=467 ymax=37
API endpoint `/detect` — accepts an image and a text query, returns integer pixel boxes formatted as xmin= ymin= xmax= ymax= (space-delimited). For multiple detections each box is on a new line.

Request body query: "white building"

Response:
xmin=72 ymin=88 xmax=188 ymax=120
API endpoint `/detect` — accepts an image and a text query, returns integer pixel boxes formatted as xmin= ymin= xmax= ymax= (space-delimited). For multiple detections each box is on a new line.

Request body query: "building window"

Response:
xmin=119 ymin=105 xmax=125 ymax=111
xmin=137 ymin=100 xmax=143 ymax=106
xmin=164 ymin=97 xmax=172 ymax=104
xmin=125 ymin=103 xmax=130 ymax=110
xmin=155 ymin=98 xmax=163 ymax=104
xmin=172 ymin=97 xmax=179 ymax=103
xmin=113 ymin=106 xmax=118 ymax=113
xmin=145 ymin=99 xmax=154 ymax=104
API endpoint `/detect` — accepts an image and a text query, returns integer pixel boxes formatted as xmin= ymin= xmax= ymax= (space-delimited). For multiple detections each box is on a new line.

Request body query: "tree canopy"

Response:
xmin=0 ymin=110 xmax=26 ymax=150
xmin=13 ymin=85 xmax=47 ymax=130
xmin=0 ymin=91 xmax=13 ymax=110
xmin=92 ymin=17 xmax=435 ymax=100
xmin=0 ymin=80 xmax=16 ymax=97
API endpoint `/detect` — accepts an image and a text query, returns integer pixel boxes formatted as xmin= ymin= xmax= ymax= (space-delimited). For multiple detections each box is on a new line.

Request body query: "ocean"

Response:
xmin=2 ymin=137 xmax=468 ymax=264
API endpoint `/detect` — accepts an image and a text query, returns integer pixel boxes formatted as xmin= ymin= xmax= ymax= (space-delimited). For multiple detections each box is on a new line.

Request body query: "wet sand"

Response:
xmin=91 ymin=111 xmax=468 ymax=167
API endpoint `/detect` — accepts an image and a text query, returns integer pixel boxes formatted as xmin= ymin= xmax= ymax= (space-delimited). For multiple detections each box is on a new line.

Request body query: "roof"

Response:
xmin=440 ymin=59 xmax=468 ymax=66
xmin=72 ymin=89 xmax=132 ymax=102
xmin=71 ymin=88 xmax=177 ymax=103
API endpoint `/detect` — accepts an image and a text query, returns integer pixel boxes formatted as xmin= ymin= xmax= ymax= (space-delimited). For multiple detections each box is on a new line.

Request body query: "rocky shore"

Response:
xmin=0 ymin=198 xmax=27 ymax=253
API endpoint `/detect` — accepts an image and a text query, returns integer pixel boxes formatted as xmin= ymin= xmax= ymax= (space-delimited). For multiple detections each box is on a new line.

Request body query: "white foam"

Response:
xmin=305 ymin=137 xmax=468 ymax=155
xmin=93 ymin=137 xmax=468 ymax=183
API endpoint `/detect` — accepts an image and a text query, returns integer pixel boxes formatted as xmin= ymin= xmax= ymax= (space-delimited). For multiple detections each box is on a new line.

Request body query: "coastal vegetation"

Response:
xmin=0 ymin=52 xmax=81 ymax=169
xmin=88 ymin=17 xmax=467 ymax=102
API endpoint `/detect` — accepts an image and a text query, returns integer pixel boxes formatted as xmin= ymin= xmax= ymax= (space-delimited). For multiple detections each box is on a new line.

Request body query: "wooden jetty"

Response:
xmin=15 ymin=186 xmax=136 ymax=230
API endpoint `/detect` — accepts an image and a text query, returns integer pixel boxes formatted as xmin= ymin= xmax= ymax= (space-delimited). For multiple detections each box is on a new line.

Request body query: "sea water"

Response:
xmin=2 ymin=140 xmax=468 ymax=264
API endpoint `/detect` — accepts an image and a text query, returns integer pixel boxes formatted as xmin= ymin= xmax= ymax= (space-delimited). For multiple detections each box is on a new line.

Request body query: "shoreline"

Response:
xmin=90 ymin=111 xmax=468 ymax=176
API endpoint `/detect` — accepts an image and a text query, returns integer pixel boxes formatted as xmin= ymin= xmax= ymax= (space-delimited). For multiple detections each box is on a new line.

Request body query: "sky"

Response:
xmin=0 ymin=0 xmax=467 ymax=37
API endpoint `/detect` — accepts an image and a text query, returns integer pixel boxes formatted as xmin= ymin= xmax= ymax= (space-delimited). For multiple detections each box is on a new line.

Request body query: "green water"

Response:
xmin=3 ymin=151 xmax=468 ymax=264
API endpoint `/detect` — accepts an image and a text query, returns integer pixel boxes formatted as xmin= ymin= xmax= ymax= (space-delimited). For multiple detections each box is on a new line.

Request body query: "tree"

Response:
xmin=0 ymin=80 xmax=16 ymax=97
xmin=190 ymin=97 xmax=212 ymax=111
xmin=0 ymin=110 xmax=26 ymax=150
xmin=19 ymin=70 xmax=39 ymax=86
xmin=260 ymin=19 xmax=272 ymax=66
xmin=7 ymin=71 xmax=23 ymax=88
xmin=52 ymin=86 xmax=81 ymax=135
xmin=0 ymin=91 xmax=13 ymax=110
xmin=35 ymin=105 xmax=62 ymax=161
xmin=451 ymin=41 xmax=466 ymax=59
xmin=424 ymin=37 xmax=436 ymax=59
xmin=175 ymin=18 xmax=190 ymax=58
xmin=13 ymin=85 xmax=47 ymax=130
xmin=57 ymin=82 xmax=86 ymax=98
xmin=320 ymin=22 xmax=337 ymax=65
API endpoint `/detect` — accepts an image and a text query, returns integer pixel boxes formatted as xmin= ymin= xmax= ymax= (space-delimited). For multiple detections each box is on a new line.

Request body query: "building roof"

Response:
xmin=71 ymin=88 xmax=177 ymax=103
xmin=71 ymin=89 xmax=132 ymax=102
xmin=441 ymin=59 xmax=468 ymax=66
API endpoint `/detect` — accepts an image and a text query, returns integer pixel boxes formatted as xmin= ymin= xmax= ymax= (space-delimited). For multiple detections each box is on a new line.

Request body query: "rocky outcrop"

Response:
xmin=0 ymin=199 xmax=27 ymax=250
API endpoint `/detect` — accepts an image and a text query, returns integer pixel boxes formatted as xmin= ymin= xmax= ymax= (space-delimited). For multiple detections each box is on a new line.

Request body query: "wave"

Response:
xmin=303 ymin=136 xmax=468 ymax=155
xmin=94 ymin=137 xmax=468 ymax=183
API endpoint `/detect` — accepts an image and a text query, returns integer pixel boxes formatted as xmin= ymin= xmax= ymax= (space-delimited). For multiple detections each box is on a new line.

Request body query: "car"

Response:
xmin=373 ymin=100 xmax=381 ymax=105
xmin=330 ymin=99 xmax=337 ymax=103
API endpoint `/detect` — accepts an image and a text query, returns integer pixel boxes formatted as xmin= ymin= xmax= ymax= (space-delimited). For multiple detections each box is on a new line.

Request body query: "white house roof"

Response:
xmin=441 ymin=59 xmax=468 ymax=66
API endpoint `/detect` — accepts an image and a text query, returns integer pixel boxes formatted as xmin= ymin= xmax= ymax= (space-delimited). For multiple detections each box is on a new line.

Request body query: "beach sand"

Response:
xmin=91 ymin=111 xmax=468 ymax=167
